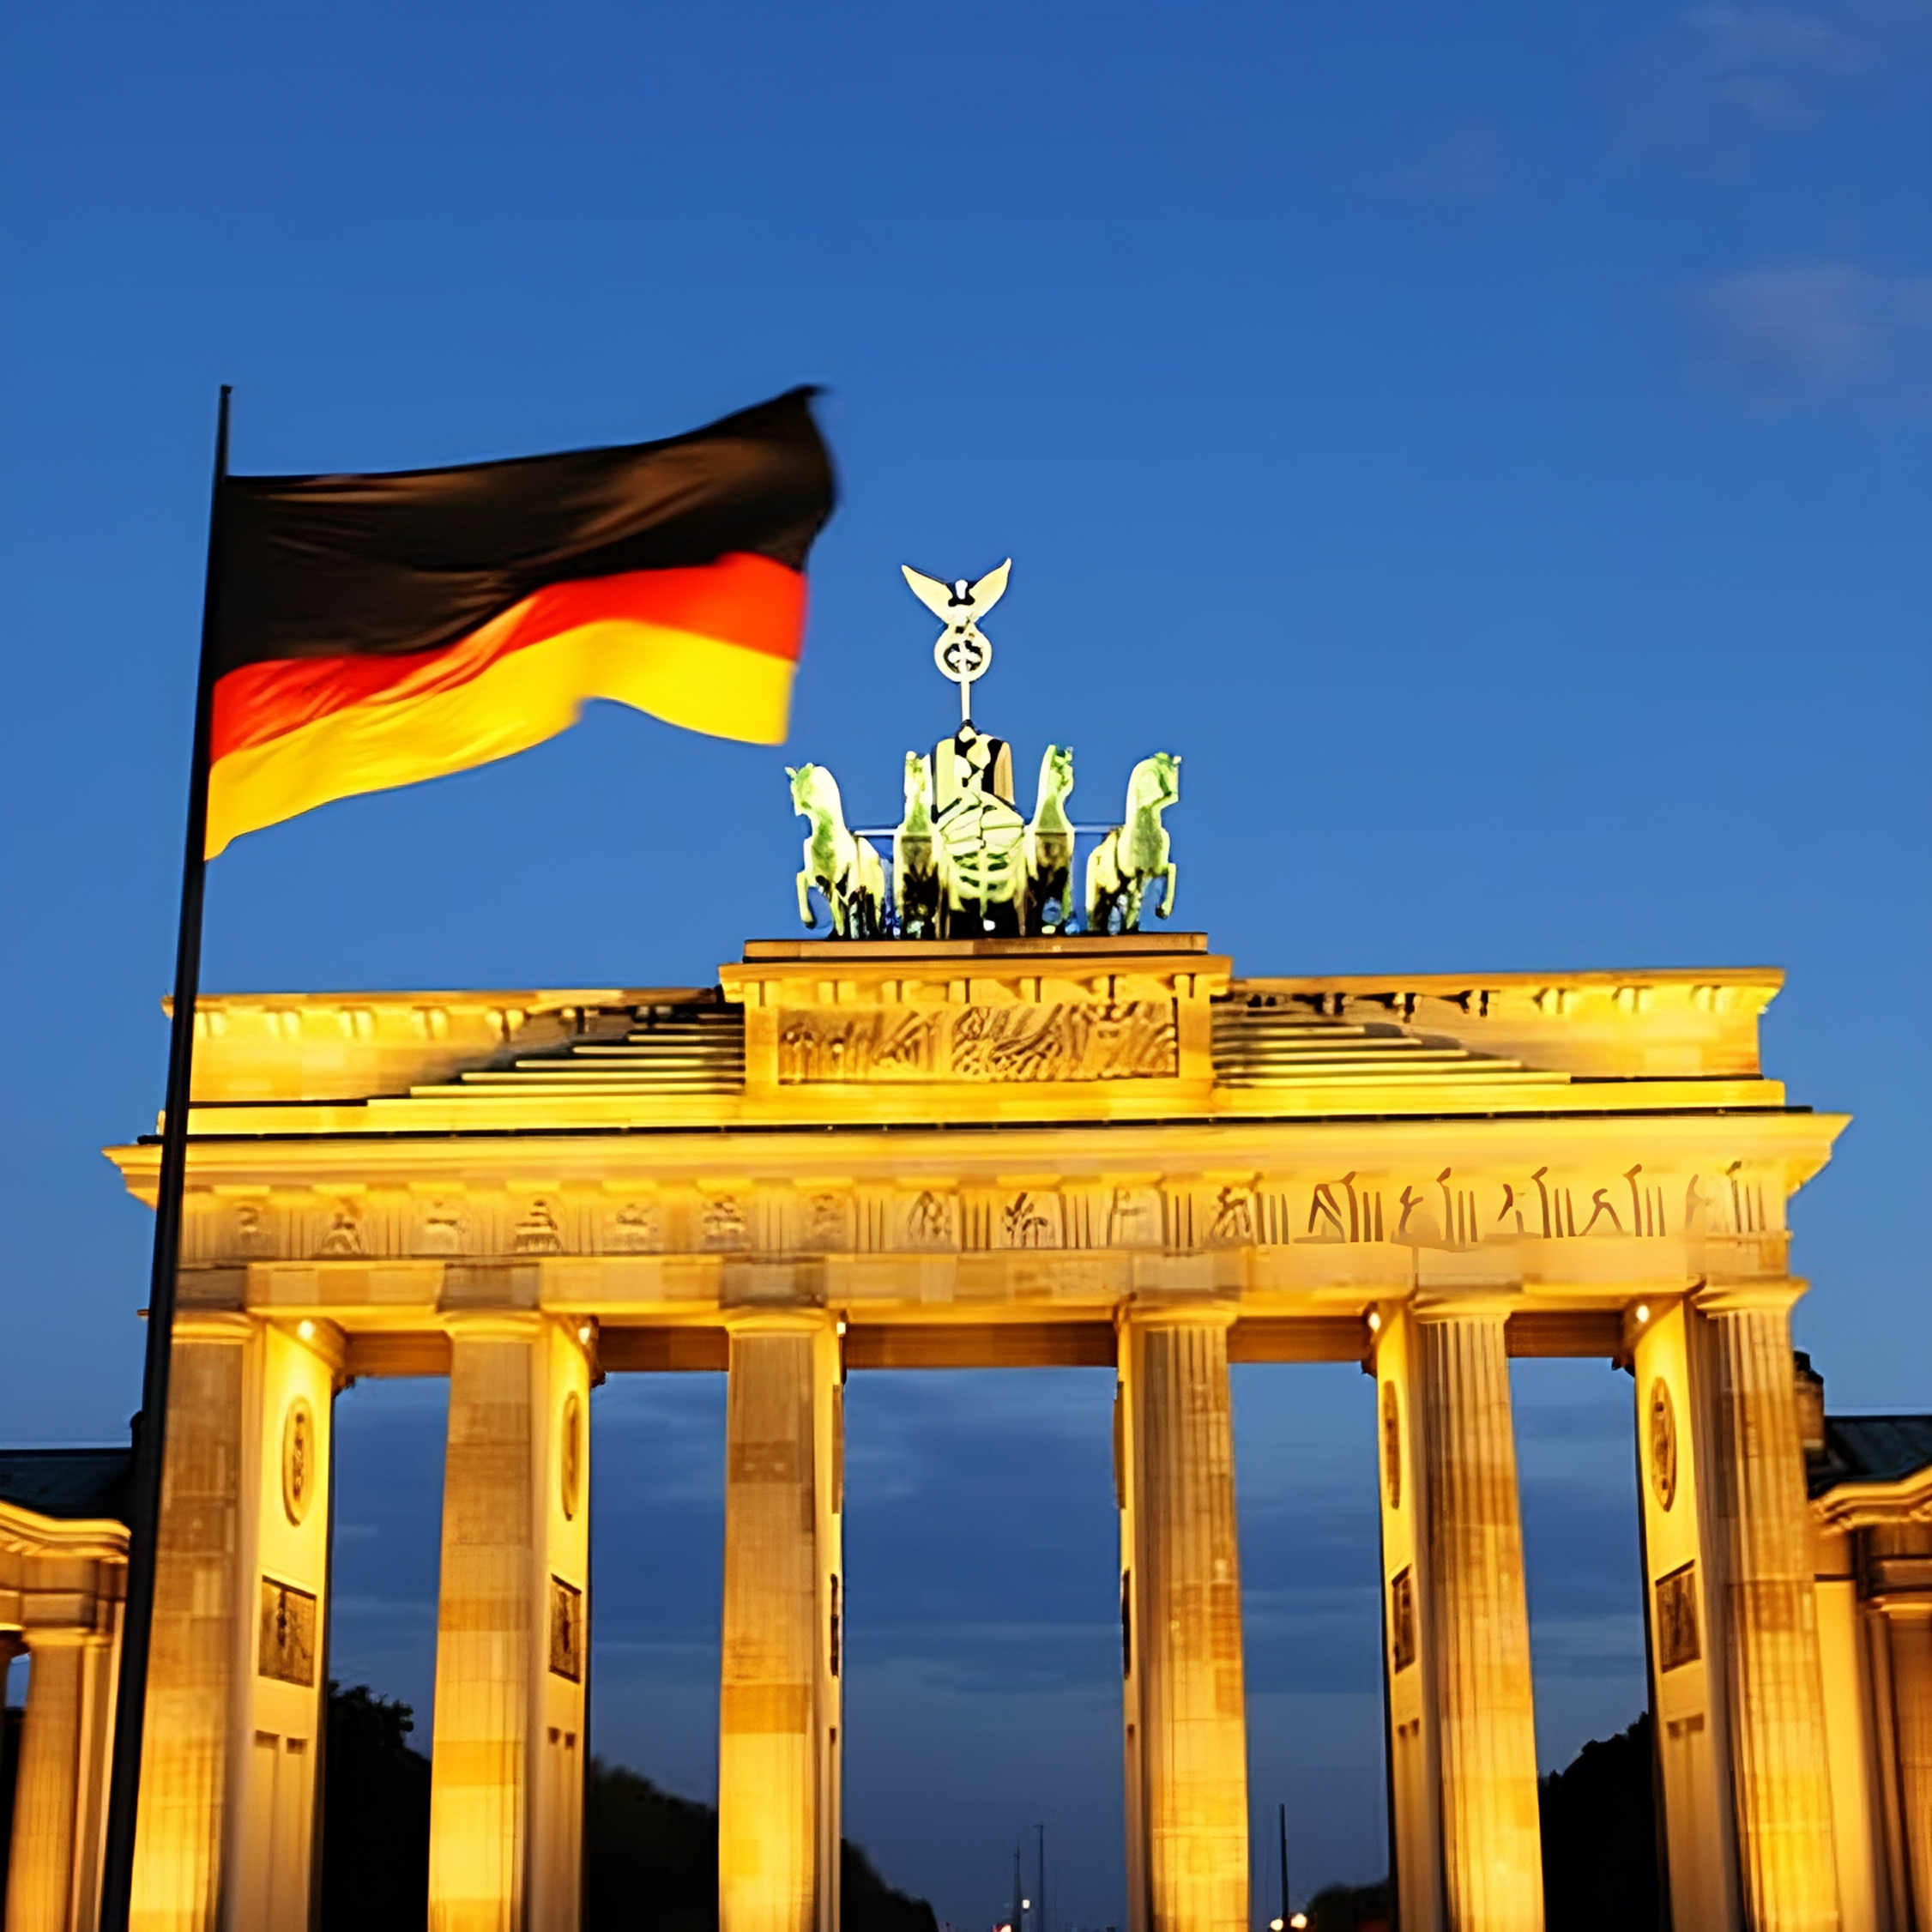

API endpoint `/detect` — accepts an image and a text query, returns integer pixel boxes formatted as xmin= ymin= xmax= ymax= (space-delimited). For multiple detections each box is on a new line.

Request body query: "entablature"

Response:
xmin=117 ymin=939 xmax=1841 ymax=1344
xmin=112 ymin=1103 xmax=1838 ymax=1340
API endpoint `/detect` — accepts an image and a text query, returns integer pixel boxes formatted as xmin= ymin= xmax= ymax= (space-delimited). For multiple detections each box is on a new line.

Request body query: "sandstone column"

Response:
xmin=1631 ymin=1295 xmax=1742 ymax=1932
xmin=1413 ymin=1300 xmax=1543 ymax=1932
xmin=1371 ymin=1301 xmax=1445 ymax=1932
xmin=6 ymin=1631 xmax=88 ymax=1932
xmin=1118 ymin=1305 xmax=1247 ymax=1932
xmin=427 ymin=1313 xmax=593 ymax=1932
xmin=1694 ymin=1287 xmax=1841 ymax=1932
xmin=129 ymin=1312 xmax=257 ymax=1932
xmin=69 ymin=1622 xmax=121 ymax=1932
xmin=126 ymin=1310 xmax=341 ymax=1932
xmin=716 ymin=1310 xmax=842 ymax=1932
xmin=1879 ymin=1599 xmax=1932 ymax=1930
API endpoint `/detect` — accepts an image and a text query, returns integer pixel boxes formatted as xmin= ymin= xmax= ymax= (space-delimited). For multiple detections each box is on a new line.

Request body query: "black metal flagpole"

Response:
xmin=1277 ymin=1801 xmax=1289 ymax=1929
xmin=98 ymin=384 xmax=231 ymax=1932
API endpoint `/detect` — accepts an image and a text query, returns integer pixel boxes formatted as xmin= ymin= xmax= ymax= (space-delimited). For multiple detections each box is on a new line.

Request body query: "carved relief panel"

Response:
xmin=414 ymin=1192 xmax=471 ymax=1256
xmin=995 ymin=1191 xmax=1063 ymax=1250
xmin=603 ymin=1195 xmax=665 ymax=1253
xmin=1107 ymin=1187 xmax=1163 ymax=1249
xmin=899 ymin=1188 xmax=959 ymax=1252
xmin=798 ymin=1189 xmax=854 ymax=1253
xmin=776 ymin=999 xmax=1179 ymax=1084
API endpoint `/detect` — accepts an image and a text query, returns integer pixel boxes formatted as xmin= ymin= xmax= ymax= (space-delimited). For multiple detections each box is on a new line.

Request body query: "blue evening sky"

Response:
xmin=2 ymin=3 xmax=1927 ymax=1922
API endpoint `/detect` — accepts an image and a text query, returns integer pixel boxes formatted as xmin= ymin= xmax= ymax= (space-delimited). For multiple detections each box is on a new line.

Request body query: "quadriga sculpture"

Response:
xmin=788 ymin=764 xmax=884 ymax=939
xmin=1024 ymin=744 xmax=1076 ymax=935
xmin=1085 ymin=752 xmax=1180 ymax=933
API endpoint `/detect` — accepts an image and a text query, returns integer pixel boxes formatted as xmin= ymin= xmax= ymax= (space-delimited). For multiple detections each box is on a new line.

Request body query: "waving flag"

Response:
xmin=204 ymin=387 xmax=834 ymax=855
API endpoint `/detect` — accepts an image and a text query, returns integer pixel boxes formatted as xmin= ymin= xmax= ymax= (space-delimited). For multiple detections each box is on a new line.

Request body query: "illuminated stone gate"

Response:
xmin=63 ymin=563 xmax=1927 ymax=1932
xmin=88 ymin=933 xmax=1917 ymax=1932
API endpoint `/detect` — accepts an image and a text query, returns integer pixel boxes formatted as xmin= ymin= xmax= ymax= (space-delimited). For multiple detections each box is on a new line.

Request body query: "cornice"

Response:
xmin=106 ymin=1107 xmax=1851 ymax=1195
xmin=1812 ymin=1465 xmax=1932 ymax=1531
xmin=0 ymin=1500 xmax=129 ymax=1562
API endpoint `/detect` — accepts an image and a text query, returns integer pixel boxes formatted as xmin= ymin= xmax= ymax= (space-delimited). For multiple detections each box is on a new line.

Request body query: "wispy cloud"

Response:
xmin=1691 ymin=262 xmax=1932 ymax=401
xmin=1687 ymin=3 xmax=1868 ymax=118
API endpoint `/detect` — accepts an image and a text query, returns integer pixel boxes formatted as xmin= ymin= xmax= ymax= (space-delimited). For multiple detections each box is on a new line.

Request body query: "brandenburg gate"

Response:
xmin=104 ymin=939 xmax=1865 ymax=1932
xmin=22 ymin=565 xmax=1919 ymax=1932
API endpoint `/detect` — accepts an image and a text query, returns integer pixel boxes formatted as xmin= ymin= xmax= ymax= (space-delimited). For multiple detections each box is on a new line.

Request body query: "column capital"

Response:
xmin=1692 ymin=1277 xmax=1808 ymax=1317
xmin=721 ymin=1306 xmax=837 ymax=1338
xmin=171 ymin=1308 xmax=261 ymax=1343
xmin=440 ymin=1308 xmax=548 ymax=1342
xmin=275 ymin=1315 xmax=348 ymax=1379
xmin=1119 ymin=1295 xmax=1238 ymax=1332
xmin=1411 ymin=1286 xmax=1522 ymax=1323
xmin=16 ymin=1624 xmax=94 ymax=1652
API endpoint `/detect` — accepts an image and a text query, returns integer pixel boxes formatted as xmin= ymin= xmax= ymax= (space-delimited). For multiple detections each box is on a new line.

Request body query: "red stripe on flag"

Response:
xmin=210 ymin=552 xmax=805 ymax=764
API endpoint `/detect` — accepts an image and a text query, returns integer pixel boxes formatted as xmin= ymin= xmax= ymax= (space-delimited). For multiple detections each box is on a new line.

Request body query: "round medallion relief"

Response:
xmin=1381 ymin=1382 xmax=1402 ymax=1511
xmin=560 ymin=1391 xmax=583 ymax=1521
xmin=1648 ymin=1377 xmax=1678 ymax=1512
xmin=281 ymin=1397 xmax=317 ymax=1525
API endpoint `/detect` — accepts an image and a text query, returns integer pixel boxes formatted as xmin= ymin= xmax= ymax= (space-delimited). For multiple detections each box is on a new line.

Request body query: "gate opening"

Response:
xmin=842 ymin=1366 xmax=1122 ymax=1932
xmin=1233 ymin=1361 xmax=1387 ymax=1920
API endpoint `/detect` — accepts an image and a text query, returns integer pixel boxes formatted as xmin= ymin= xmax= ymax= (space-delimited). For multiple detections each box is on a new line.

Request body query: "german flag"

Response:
xmin=205 ymin=388 xmax=833 ymax=856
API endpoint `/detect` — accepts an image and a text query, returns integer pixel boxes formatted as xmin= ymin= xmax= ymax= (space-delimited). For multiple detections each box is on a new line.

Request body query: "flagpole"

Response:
xmin=98 ymin=383 xmax=232 ymax=1932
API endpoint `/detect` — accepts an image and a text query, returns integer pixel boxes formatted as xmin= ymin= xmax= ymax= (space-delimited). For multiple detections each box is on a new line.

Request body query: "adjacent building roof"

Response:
xmin=0 ymin=1448 xmax=131 ymax=1524
xmin=1810 ymin=1416 xmax=1932 ymax=1500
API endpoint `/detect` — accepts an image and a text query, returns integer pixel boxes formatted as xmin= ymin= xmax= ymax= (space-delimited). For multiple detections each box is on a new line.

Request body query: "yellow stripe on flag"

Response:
xmin=205 ymin=619 xmax=795 ymax=856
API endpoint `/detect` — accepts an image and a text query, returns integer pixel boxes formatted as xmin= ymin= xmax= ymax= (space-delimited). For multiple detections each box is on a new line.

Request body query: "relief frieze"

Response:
xmin=800 ymin=1192 xmax=853 ymax=1253
xmin=776 ymin=999 xmax=1179 ymax=1084
xmin=317 ymin=1203 xmax=366 ymax=1259
xmin=512 ymin=1198 xmax=565 ymax=1254
xmin=999 ymin=1191 xmax=1062 ymax=1249
xmin=184 ymin=1161 xmax=1773 ymax=1265
xmin=903 ymin=1189 xmax=957 ymax=1251
xmin=1107 ymin=1187 xmax=1163 ymax=1248
xmin=417 ymin=1198 xmax=469 ymax=1256
xmin=699 ymin=1195 xmax=749 ymax=1252
xmin=606 ymin=1198 xmax=664 ymax=1254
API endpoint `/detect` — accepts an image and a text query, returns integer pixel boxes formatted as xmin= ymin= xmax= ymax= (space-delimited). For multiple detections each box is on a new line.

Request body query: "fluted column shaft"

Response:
xmin=130 ymin=1322 xmax=251 ymax=1932
xmin=428 ymin=1315 xmax=592 ymax=1932
xmin=6 ymin=1632 xmax=88 ymax=1932
xmin=1699 ymin=1298 xmax=1840 ymax=1932
xmin=1415 ymin=1308 xmax=1543 ymax=1932
xmin=717 ymin=1313 xmax=841 ymax=1932
xmin=1882 ymin=1606 xmax=1932 ymax=1932
xmin=1121 ymin=1309 xmax=1247 ymax=1932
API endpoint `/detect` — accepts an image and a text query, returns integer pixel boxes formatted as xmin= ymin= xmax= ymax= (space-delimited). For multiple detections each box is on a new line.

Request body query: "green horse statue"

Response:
xmin=893 ymin=752 xmax=941 ymax=939
xmin=1024 ymin=744 xmax=1076 ymax=934
xmin=1084 ymin=752 xmax=1180 ymax=933
xmin=788 ymin=764 xmax=884 ymax=939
